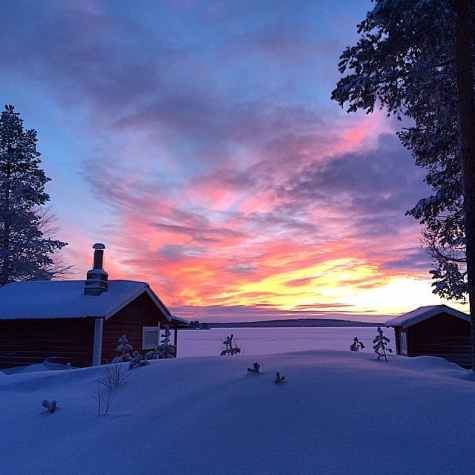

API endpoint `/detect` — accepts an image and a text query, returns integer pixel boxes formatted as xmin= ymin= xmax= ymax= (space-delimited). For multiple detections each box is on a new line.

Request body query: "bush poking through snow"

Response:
xmin=128 ymin=351 xmax=150 ymax=369
xmin=350 ymin=337 xmax=365 ymax=352
xmin=91 ymin=382 xmax=115 ymax=416
xmin=41 ymin=400 xmax=57 ymax=413
xmin=91 ymin=363 xmax=128 ymax=415
xmin=274 ymin=372 xmax=285 ymax=384
xmin=220 ymin=334 xmax=241 ymax=356
xmin=101 ymin=363 xmax=128 ymax=389
xmin=247 ymin=362 xmax=260 ymax=373
xmin=373 ymin=327 xmax=393 ymax=361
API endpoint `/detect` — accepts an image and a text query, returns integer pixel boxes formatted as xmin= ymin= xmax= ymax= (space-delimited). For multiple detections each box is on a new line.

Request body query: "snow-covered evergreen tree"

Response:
xmin=350 ymin=337 xmax=365 ymax=352
xmin=128 ymin=350 xmax=148 ymax=369
xmin=220 ymin=334 xmax=241 ymax=356
xmin=331 ymin=0 xmax=475 ymax=367
xmin=145 ymin=326 xmax=176 ymax=360
xmin=373 ymin=327 xmax=393 ymax=361
xmin=331 ymin=1 xmax=475 ymax=305
xmin=112 ymin=335 xmax=133 ymax=363
xmin=0 ymin=105 xmax=68 ymax=286
xmin=158 ymin=326 xmax=176 ymax=358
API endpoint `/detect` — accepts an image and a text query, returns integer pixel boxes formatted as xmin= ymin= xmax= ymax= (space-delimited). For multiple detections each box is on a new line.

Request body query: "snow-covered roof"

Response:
xmin=0 ymin=280 xmax=186 ymax=323
xmin=385 ymin=304 xmax=469 ymax=329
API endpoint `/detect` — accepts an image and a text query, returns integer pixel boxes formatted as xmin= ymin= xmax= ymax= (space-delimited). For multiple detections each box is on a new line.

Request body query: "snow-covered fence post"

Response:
xmin=373 ymin=327 xmax=393 ymax=361
xmin=350 ymin=337 xmax=365 ymax=352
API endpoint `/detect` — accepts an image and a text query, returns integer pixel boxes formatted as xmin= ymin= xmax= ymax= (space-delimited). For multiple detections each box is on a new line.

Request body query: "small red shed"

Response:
xmin=385 ymin=305 xmax=471 ymax=368
xmin=0 ymin=244 xmax=188 ymax=369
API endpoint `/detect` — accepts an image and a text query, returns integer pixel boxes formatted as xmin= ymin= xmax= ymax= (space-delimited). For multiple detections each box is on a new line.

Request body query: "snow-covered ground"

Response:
xmin=2 ymin=327 xmax=475 ymax=474
xmin=177 ymin=326 xmax=387 ymax=357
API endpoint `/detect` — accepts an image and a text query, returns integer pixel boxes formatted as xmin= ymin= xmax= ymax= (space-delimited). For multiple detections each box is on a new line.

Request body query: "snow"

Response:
xmin=2 ymin=327 xmax=475 ymax=474
xmin=385 ymin=304 xmax=470 ymax=328
xmin=0 ymin=280 xmax=174 ymax=320
xmin=177 ymin=326 xmax=387 ymax=357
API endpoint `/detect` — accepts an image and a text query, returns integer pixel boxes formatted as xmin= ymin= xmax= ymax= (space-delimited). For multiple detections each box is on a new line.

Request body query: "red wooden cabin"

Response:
xmin=0 ymin=244 xmax=188 ymax=370
xmin=385 ymin=305 xmax=471 ymax=368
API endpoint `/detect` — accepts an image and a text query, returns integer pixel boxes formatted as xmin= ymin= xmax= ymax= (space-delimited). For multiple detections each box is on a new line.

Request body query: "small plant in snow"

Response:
xmin=350 ymin=337 xmax=365 ymax=352
xmin=373 ymin=327 xmax=393 ymax=361
xmin=101 ymin=362 xmax=128 ymax=388
xmin=128 ymin=351 xmax=150 ymax=369
xmin=91 ymin=382 xmax=115 ymax=416
xmin=91 ymin=363 xmax=128 ymax=415
xmin=274 ymin=372 xmax=285 ymax=384
xmin=158 ymin=326 xmax=176 ymax=358
xmin=145 ymin=326 xmax=176 ymax=360
xmin=112 ymin=335 xmax=133 ymax=363
xmin=220 ymin=334 xmax=241 ymax=356
xmin=247 ymin=362 xmax=260 ymax=373
xmin=41 ymin=400 xmax=57 ymax=413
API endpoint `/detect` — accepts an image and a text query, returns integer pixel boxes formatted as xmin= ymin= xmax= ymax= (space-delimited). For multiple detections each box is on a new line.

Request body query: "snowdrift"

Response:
xmin=1 ymin=350 xmax=475 ymax=474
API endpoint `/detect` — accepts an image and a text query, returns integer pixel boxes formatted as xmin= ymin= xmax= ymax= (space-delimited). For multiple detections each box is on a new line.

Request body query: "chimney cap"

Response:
xmin=92 ymin=243 xmax=105 ymax=250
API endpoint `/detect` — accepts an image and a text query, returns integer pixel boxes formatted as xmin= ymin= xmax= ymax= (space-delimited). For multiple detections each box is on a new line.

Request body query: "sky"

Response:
xmin=1 ymin=0 xmax=466 ymax=322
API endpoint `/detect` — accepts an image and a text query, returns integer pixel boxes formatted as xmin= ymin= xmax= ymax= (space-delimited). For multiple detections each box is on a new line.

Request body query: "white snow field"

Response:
xmin=177 ymin=326 xmax=385 ymax=357
xmin=2 ymin=327 xmax=475 ymax=475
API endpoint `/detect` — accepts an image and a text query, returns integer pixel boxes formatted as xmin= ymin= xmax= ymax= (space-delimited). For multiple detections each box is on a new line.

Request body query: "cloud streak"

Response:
xmin=0 ymin=0 xmax=463 ymax=320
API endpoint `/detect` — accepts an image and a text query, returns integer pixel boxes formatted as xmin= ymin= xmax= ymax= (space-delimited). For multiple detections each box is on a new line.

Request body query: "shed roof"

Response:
xmin=385 ymin=304 xmax=469 ymax=329
xmin=0 ymin=280 xmax=187 ymax=325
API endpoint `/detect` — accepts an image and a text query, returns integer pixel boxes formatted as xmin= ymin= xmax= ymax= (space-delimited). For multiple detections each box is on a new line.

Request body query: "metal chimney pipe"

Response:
xmin=92 ymin=243 xmax=106 ymax=269
xmin=84 ymin=243 xmax=108 ymax=296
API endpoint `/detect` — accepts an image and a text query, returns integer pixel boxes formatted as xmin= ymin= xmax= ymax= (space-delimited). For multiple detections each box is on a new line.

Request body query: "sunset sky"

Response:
xmin=1 ymin=1 xmax=465 ymax=322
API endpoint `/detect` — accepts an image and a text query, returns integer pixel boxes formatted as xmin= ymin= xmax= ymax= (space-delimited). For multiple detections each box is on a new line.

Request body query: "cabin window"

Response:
xmin=400 ymin=332 xmax=407 ymax=355
xmin=142 ymin=326 xmax=159 ymax=350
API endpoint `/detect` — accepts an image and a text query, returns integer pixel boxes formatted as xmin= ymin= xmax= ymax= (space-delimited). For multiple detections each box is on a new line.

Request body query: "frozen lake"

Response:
xmin=176 ymin=326 xmax=395 ymax=358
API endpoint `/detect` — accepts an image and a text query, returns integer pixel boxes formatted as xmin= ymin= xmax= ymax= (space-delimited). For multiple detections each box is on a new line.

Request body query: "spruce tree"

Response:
xmin=0 ymin=105 xmax=67 ymax=285
xmin=373 ymin=327 xmax=393 ymax=361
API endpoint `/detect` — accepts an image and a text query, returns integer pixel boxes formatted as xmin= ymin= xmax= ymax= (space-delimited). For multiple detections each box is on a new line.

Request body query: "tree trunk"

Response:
xmin=452 ymin=0 xmax=475 ymax=369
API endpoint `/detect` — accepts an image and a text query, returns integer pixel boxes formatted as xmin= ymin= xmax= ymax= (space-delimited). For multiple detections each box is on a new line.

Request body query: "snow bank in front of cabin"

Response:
xmin=1 ymin=350 xmax=475 ymax=475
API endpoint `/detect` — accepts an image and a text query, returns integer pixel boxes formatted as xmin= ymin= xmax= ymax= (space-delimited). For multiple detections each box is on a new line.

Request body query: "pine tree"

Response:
xmin=112 ymin=335 xmax=133 ymax=363
xmin=331 ymin=0 xmax=475 ymax=367
xmin=0 ymin=105 xmax=68 ymax=286
xmin=373 ymin=327 xmax=393 ymax=361
xmin=331 ymin=1 xmax=468 ymax=302
xmin=156 ymin=326 xmax=176 ymax=358
xmin=144 ymin=326 xmax=177 ymax=360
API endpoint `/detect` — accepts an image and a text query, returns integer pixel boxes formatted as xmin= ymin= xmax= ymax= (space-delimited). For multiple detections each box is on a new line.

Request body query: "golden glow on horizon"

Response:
xmin=60 ymin=110 xmax=457 ymax=319
xmin=163 ymin=255 xmax=409 ymax=312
